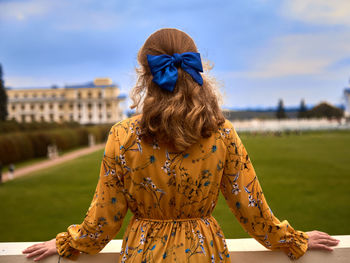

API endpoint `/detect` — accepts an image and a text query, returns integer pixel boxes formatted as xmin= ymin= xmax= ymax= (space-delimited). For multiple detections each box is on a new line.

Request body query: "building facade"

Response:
xmin=6 ymin=78 xmax=126 ymax=124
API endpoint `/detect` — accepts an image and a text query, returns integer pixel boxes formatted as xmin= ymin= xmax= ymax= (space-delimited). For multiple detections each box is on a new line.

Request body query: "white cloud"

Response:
xmin=282 ymin=0 xmax=350 ymax=26
xmin=0 ymin=0 xmax=60 ymax=21
xmin=5 ymin=75 xmax=58 ymax=88
xmin=54 ymin=11 xmax=122 ymax=31
xmin=227 ymin=31 xmax=350 ymax=79
xmin=0 ymin=0 xmax=125 ymax=31
xmin=215 ymin=29 xmax=350 ymax=107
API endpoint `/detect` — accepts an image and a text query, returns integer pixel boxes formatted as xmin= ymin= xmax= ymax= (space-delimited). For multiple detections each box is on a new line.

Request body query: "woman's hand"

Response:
xmin=306 ymin=230 xmax=340 ymax=251
xmin=22 ymin=238 xmax=58 ymax=261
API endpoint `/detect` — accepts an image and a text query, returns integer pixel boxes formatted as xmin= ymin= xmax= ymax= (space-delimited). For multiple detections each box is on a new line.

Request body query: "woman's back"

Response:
xmin=121 ymin=114 xmax=225 ymax=220
xmin=115 ymin=114 xmax=231 ymax=261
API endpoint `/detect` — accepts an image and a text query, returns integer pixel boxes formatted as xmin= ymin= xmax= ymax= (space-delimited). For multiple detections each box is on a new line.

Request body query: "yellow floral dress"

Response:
xmin=56 ymin=115 xmax=308 ymax=262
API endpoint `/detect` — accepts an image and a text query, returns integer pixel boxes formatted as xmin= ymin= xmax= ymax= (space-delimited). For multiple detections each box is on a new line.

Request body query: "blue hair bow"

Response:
xmin=147 ymin=52 xmax=203 ymax=92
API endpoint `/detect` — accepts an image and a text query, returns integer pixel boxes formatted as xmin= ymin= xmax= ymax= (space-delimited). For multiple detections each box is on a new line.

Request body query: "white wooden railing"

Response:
xmin=232 ymin=118 xmax=350 ymax=132
xmin=1 ymin=236 xmax=349 ymax=262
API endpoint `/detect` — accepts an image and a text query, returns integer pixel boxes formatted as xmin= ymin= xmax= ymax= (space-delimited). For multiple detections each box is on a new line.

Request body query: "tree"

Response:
xmin=276 ymin=99 xmax=287 ymax=119
xmin=308 ymin=102 xmax=343 ymax=120
xmin=297 ymin=99 xmax=308 ymax=119
xmin=0 ymin=64 xmax=8 ymax=121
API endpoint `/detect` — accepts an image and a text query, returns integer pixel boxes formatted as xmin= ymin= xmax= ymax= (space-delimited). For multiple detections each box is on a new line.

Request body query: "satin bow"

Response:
xmin=147 ymin=52 xmax=203 ymax=92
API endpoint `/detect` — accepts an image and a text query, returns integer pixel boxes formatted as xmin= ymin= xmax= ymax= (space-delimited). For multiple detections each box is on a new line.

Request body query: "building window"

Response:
xmin=98 ymin=103 xmax=102 ymax=109
xmin=12 ymin=105 xmax=16 ymax=111
xmin=69 ymin=104 xmax=73 ymax=110
xmin=50 ymin=114 xmax=54 ymax=122
xmin=106 ymin=103 xmax=111 ymax=109
xmin=21 ymin=115 xmax=25 ymax=122
xmin=30 ymin=104 xmax=34 ymax=110
xmin=78 ymin=103 xmax=81 ymax=110
xmin=49 ymin=103 xmax=53 ymax=109
xmin=31 ymin=115 xmax=35 ymax=122
xmin=88 ymin=103 xmax=92 ymax=110
xmin=40 ymin=104 xmax=44 ymax=111
xmin=59 ymin=115 xmax=64 ymax=121
xmin=88 ymin=92 xmax=92 ymax=99
xmin=78 ymin=114 xmax=81 ymax=119
xmin=33 ymin=93 xmax=37 ymax=98
xmin=59 ymin=104 xmax=63 ymax=110
xmin=70 ymin=114 xmax=74 ymax=121
xmin=107 ymin=113 xmax=111 ymax=119
xmin=21 ymin=104 xmax=25 ymax=110
xmin=88 ymin=113 xmax=92 ymax=120
xmin=40 ymin=116 xmax=44 ymax=122
xmin=77 ymin=92 xmax=81 ymax=99
xmin=98 ymin=91 xmax=102 ymax=98
xmin=15 ymin=94 xmax=19 ymax=99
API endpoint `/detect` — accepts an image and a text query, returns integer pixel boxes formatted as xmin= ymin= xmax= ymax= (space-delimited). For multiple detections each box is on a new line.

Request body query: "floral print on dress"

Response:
xmin=56 ymin=115 xmax=308 ymax=262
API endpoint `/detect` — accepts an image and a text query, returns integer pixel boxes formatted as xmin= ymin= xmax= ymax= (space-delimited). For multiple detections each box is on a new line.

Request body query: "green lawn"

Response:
xmin=1 ymin=130 xmax=350 ymax=241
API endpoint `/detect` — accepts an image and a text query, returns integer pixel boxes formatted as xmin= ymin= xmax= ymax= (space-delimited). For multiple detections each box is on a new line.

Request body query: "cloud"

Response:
xmin=0 ymin=0 xmax=126 ymax=31
xmin=226 ymin=31 xmax=350 ymax=79
xmin=282 ymin=0 xmax=350 ymax=26
xmin=54 ymin=11 xmax=122 ymax=31
xmin=216 ymin=27 xmax=350 ymax=107
xmin=5 ymin=75 xmax=58 ymax=88
xmin=0 ymin=0 xmax=60 ymax=21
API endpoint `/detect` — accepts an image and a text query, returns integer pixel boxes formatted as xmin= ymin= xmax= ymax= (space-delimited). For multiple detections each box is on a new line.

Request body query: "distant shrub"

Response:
xmin=86 ymin=126 xmax=111 ymax=142
xmin=0 ymin=133 xmax=34 ymax=164
xmin=307 ymin=102 xmax=344 ymax=119
xmin=0 ymin=124 xmax=112 ymax=165
xmin=0 ymin=120 xmax=81 ymax=134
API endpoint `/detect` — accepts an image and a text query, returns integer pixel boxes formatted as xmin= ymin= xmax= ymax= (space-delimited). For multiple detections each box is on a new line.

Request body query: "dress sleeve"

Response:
xmin=56 ymin=125 xmax=128 ymax=260
xmin=220 ymin=121 xmax=308 ymax=260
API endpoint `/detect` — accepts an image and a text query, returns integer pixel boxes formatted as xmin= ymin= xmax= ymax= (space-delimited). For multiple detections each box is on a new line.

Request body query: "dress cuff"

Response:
xmin=284 ymin=229 xmax=309 ymax=260
xmin=56 ymin=232 xmax=80 ymax=260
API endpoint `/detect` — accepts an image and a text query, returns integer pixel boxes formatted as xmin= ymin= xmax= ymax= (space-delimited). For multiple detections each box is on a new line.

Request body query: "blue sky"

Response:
xmin=1 ymin=0 xmax=350 ymax=109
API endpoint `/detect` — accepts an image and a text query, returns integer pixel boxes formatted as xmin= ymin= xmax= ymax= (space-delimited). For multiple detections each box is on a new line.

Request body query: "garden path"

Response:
xmin=2 ymin=143 xmax=105 ymax=182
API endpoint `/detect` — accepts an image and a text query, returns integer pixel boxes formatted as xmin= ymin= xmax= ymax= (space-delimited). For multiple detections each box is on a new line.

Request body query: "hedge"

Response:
xmin=0 ymin=120 xmax=82 ymax=134
xmin=0 ymin=125 xmax=111 ymax=165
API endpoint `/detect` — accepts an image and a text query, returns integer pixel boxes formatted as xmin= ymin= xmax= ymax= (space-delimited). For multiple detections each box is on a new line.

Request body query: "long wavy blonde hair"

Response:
xmin=130 ymin=28 xmax=225 ymax=151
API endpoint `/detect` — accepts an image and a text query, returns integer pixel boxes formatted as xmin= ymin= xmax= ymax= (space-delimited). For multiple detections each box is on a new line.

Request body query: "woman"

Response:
xmin=23 ymin=28 xmax=339 ymax=262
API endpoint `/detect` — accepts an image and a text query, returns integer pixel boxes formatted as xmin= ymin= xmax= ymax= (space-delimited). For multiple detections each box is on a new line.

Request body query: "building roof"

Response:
xmin=64 ymin=81 xmax=117 ymax=89
xmin=5 ymin=85 xmax=62 ymax=90
xmin=117 ymin=94 xmax=127 ymax=99
xmin=5 ymin=80 xmax=118 ymax=91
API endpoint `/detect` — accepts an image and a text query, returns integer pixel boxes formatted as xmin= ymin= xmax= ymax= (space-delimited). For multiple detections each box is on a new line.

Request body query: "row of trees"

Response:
xmin=276 ymin=99 xmax=344 ymax=120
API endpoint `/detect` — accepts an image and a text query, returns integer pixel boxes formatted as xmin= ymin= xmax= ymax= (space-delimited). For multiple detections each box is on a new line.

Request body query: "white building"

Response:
xmin=6 ymin=78 xmax=126 ymax=124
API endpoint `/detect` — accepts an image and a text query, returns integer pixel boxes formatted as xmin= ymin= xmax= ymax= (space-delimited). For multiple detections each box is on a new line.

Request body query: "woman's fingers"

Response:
xmin=22 ymin=239 xmax=58 ymax=261
xmin=311 ymin=244 xmax=334 ymax=251
xmin=23 ymin=243 xmax=43 ymax=253
xmin=25 ymin=248 xmax=47 ymax=259
xmin=306 ymin=230 xmax=340 ymax=251
xmin=318 ymin=238 xmax=340 ymax=246
xmin=317 ymin=231 xmax=336 ymax=240
xmin=315 ymin=231 xmax=339 ymax=242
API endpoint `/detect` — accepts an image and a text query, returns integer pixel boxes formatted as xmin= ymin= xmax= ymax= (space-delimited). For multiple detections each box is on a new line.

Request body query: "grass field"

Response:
xmin=1 ymin=130 xmax=350 ymax=242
